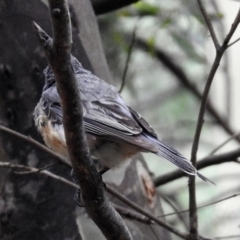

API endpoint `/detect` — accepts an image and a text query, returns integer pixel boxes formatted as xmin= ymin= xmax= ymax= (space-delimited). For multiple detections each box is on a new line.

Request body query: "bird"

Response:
xmin=33 ymin=55 xmax=213 ymax=184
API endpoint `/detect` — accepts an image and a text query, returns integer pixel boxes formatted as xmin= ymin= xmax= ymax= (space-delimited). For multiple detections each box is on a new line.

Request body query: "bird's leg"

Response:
xmin=70 ymin=168 xmax=78 ymax=184
xmin=91 ymin=156 xmax=110 ymax=175
xmin=99 ymin=166 xmax=109 ymax=175
xmin=74 ymin=188 xmax=84 ymax=207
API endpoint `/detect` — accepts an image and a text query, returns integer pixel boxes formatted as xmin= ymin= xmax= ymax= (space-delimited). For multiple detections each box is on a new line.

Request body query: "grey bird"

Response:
xmin=33 ymin=56 xmax=213 ymax=184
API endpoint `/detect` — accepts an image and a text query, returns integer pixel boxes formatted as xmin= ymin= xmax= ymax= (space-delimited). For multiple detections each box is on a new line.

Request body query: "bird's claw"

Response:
xmin=74 ymin=188 xmax=84 ymax=207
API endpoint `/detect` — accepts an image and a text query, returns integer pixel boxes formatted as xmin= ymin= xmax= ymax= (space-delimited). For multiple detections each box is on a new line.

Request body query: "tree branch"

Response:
xmin=197 ymin=0 xmax=220 ymax=50
xmin=33 ymin=1 xmax=132 ymax=239
xmin=0 ymin=125 xmax=70 ymax=166
xmin=105 ymin=185 xmax=189 ymax=239
xmin=188 ymin=6 xmax=240 ymax=239
xmin=214 ymin=235 xmax=240 ymax=240
xmin=158 ymin=193 xmax=240 ymax=218
xmin=132 ymin=36 xmax=240 ymax=144
xmin=0 ymin=162 xmax=78 ymax=188
xmin=154 ymin=147 xmax=240 ymax=185
xmin=209 ymin=132 xmax=240 ymax=156
xmin=0 ymin=160 xmax=190 ymax=239
xmin=160 ymin=195 xmax=188 ymax=230
xmin=119 ymin=21 xmax=138 ymax=93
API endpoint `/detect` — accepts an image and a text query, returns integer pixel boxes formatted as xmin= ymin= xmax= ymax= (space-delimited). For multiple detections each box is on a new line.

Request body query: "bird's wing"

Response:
xmin=40 ymin=69 xmax=159 ymax=152
xmin=78 ymin=72 xmax=143 ymax=134
xmin=41 ymin=85 xmax=63 ymax=124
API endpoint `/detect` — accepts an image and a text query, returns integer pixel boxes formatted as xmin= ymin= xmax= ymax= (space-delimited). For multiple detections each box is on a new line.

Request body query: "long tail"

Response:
xmin=149 ymin=136 xmax=215 ymax=185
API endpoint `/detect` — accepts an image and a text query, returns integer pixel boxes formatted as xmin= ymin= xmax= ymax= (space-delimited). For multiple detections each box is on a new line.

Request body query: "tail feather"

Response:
xmin=197 ymin=172 xmax=215 ymax=185
xmin=154 ymin=139 xmax=214 ymax=185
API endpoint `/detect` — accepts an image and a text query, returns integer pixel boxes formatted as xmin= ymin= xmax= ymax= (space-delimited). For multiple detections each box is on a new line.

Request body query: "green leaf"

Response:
xmin=134 ymin=2 xmax=159 ymax=16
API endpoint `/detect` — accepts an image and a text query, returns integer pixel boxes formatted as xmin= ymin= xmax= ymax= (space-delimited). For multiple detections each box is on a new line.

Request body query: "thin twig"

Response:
xmin=132 ymin=36 xmax=240 ymax=144
xmin=189 ymin=5 xmax=240 ymax=239
xmin=119 ymin=21 xmax=138 ymax=93
xmin=149 ymin=224 xmax=161 ymax=240
xmin=0 ymin=125 xmax=70 ymax=165
xmin=1 ymin=123 xmax=239 ymax=188
xmin=227 ymin=37 xmax=240 ymax=48
xmin=0 ymin=162 xmax=151 ymax=224
xmin=0 ymin=162 xmax=152 ymax=225
xmin=0 ymin=161 xmax=189 ymax=239
xmin=158 ymin=193 xmax=240 ymax=218
xmin=160 ymin=195 xmax=188 ymax=230
xmin=210 ymin=0 xmax=232 ymax=122
xmin=214 ymin=235 xmax=240 ymax=240
xmin=209 ymin=132 xmax=240 ymax=156
xmin=154 ymin=147 xmax=240 ymax=185
xmin=106 ymin=185 xmax=188 ymax=239
xmin=113 ymin=204 xmax=152 ymax=224
xmin=0 ymin=162 xmax=78 ymax=188
xmin=14 ymin=161 xmax=58 ymax=175
xmin=197 ymin=0 xmax=220 ymax=50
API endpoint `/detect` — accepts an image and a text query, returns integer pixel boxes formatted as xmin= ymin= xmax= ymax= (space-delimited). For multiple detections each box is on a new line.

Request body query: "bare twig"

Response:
xmin=158 ymin=193 xmax=240 ymax=218
xmin=227 ymin=37 xmax=240 ymax=48
xmin=0 ymin=161 xmax=189 ymax=239
xmin=160 ymin=195 xmax=188 ymax=230
xmin=33 ymin=0 xmax=133 ymax=239
xmin=188 ymin=4 xmax=240 ymax=239
xmin=214 ymin=235 xmax=240 ymax=240
xmin=209 ymin=132 xmax=240 ymax=156
xmin=132 ymin=36 xmax=240 ymax=144
xmin=2 ymin=123 xmax=239 ymax=188
xmin=14 ymin=161 xmax=58 ymax=175
xmin=197 ymin=0 xmax=220 ymax=49
xmin=0 ymin=161 xmax=154 ymax=225
xmin=0 ymin=125 xmax=70 ymax=165
xmin=154 ymin=147 xmax=240 ymax=185
xmin=106 ymin=185 xmax=188 ymax=239
xmin=210 ymin=0 xmax=232 ymax=122
xmin=0 ymin=162 xmax=78 ymax=188
xmin=119 ymin=21 xmax=138 ymax=93
xmin=113 ymin=204 xmax=152 ymax=224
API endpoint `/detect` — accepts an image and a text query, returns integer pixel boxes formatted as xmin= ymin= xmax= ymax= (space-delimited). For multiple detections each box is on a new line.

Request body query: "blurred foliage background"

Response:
xmin=97 ymin=0 xmax=240 ymax=239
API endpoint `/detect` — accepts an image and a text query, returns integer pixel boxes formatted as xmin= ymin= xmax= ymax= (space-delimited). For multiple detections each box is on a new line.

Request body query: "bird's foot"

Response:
xmin=99 ymin=166 xmax=110 ymax=175
xmin=92 ymin=156 xmax=109 ymax=175
xmin=71 ymin=168 xmax=79 ymax=184
xmin=74 ymin=188 xmax=84 ymax=207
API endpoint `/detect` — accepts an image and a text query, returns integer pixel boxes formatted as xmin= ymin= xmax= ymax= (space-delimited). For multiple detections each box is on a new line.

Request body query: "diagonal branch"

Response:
xmin=0 ymin=159 xmax=191 ymax=239
xmin=32 ymin=1 xmax=133 ymax=239
xmin=0 ymin=125 xmax=70 ymax=165
xmin=197 ymin=0 xmax=220 ymax=50
xmin=119 ymin=21 xmax=138 ymax=93
xmin=158 ymin=193 xmax=240 ymax=218
xmin=132 ymin=36 xmax=240 ymax=144
xmin=154 ymin=147 xmax=240 ymax=186
xmin=106 ymin=185 xmax=189 ymax=239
